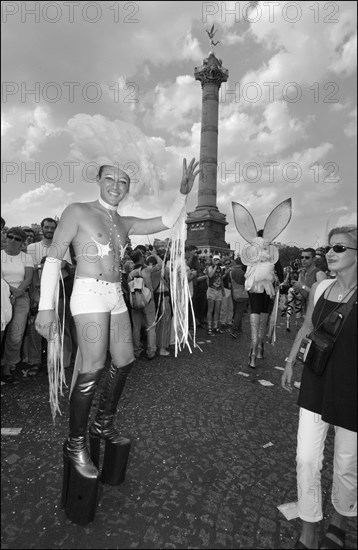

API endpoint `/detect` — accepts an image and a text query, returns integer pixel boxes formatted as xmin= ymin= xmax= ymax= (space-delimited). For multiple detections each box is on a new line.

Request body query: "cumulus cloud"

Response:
xmin=1 ymin=116 xmax=12 ymax=136
xmin=142 ymin=75 xmax=201 ymax=131
xmin=344 ymin=107 xmax=357 ymax=138
xmin=1 ymin=2 xmax=355 ymax=249
xmin=329 ymin=32 xmax=357 ymax=76
xmin=239 ymin=1 xmax=357 ymax=106
xmin=222 ymin=32 xmax=246 ymax=46
xmin=2 ymin=105 xmax=60 ymax=161
xmin=2 ymin=183 xmax=74 ymax=226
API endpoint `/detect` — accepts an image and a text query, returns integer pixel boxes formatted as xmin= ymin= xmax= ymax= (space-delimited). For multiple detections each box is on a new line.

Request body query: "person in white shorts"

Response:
xmin=35 ymin=159 xmax=200 ymax=525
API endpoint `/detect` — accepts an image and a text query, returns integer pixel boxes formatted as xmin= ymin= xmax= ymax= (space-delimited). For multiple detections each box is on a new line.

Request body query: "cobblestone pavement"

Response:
xmin=1 ymin=315 xmax=357 ymax=549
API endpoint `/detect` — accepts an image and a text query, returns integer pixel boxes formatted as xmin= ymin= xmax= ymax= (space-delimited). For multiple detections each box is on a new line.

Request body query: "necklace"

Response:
xmin=333 ymin=280 xmax=357 ymax=301
xmin=98 ymin=196 xmax=117 ymax=211
xmin=97 ymin=197 xmax=128 ymax=274
xmin=105 ymin=209 xmax=128 ymax=275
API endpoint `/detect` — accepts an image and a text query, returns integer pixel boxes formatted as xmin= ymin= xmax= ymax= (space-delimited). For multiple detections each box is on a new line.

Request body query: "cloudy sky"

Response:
xmin=1 ymin=1 xmax=357 ymax=251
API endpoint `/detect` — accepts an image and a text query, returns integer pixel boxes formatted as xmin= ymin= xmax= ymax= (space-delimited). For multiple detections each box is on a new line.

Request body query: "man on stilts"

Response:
xmin=35 ymin=158 xmax=200 ymax=525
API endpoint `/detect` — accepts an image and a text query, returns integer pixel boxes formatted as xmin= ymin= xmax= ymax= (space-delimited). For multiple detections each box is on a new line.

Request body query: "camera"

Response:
xmin=297 ymin=337 xmax=312 ymax=363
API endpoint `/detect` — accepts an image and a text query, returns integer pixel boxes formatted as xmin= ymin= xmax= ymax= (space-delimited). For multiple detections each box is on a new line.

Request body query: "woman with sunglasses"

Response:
xmin=1 ymin=227 xmax=34 ymax=383
xmin=282 ymin=225 xmax=357 ymax=549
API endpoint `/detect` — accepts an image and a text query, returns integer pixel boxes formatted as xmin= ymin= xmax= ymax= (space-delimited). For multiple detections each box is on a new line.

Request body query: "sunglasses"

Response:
xmin=7 ymin=235 xmax=22 ymax=242
xmin=325 ymin=245 xmax=357 ymax=254
xmin=301 ymin=255 xmax=311 ymax=259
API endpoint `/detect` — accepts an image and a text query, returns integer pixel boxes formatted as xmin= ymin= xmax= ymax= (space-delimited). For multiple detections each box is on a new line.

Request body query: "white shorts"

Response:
xmin=70 ymin=277 xmax=127 ymax=316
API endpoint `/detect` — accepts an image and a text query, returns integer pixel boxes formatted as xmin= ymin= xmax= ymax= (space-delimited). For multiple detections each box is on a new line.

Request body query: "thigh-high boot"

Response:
xmin=248 ymin=313 xmax=260 ymax=368
xmin=62 ymin=369 xmax=103 ymax=525
xmin=89 ymin=361 xmax=134 ymax=485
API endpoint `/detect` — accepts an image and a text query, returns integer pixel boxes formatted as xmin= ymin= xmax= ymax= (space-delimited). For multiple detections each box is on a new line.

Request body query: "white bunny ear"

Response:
xmin=232 ymin=202 xmax=258 ymax=243
xmin=263 ymin=198 xmax=292 ymax=243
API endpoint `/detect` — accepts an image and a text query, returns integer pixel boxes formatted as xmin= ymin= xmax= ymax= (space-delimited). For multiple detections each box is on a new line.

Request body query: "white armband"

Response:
xmin=162 ymin=192 xmax=187 ymax=228
xmin=38 ymin=258 xmax=62 ymax=311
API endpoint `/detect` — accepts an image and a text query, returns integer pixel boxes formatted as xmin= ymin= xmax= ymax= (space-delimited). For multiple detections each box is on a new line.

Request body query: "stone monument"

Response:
xmin=186 ymin=26 xmax=231 ymax=258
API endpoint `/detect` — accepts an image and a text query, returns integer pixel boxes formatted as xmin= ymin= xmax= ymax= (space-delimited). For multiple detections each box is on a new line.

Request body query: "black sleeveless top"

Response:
xmin=298 ymin=293 xmax=357 ymax=432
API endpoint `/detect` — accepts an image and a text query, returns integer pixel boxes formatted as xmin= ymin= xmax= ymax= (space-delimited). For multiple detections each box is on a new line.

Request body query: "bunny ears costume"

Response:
xmin=232 ymin=199 xmax=292 ymax=296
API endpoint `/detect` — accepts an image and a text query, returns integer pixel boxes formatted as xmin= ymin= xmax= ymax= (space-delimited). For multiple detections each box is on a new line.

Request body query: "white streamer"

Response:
xmin=47 ymin=272 xmax=67 ymax=422
xmin=168 ymin=205 xmax=201 ymax=356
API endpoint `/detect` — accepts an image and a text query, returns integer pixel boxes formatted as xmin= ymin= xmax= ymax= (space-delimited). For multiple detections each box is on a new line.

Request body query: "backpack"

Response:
xmin=128 ymin=270 xmax=152 ymax=310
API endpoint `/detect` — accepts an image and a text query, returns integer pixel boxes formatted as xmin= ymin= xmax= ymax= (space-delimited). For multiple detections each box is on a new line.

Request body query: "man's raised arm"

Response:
xmin=128 ymin=158 xmax=200 ymax=236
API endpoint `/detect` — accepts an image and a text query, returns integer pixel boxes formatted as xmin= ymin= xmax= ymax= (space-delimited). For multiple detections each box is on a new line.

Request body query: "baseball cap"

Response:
xmin=212 ymin=255 xmax=221 ymax=260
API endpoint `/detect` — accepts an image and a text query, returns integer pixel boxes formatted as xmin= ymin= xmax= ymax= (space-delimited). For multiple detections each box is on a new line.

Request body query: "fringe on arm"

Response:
xmin=47 ymin=272 xmax=67 ymax=422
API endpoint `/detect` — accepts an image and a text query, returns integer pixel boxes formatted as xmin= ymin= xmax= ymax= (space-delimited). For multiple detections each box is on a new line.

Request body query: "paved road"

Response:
xmin=1 ymin=316 xmax=357 ymax=549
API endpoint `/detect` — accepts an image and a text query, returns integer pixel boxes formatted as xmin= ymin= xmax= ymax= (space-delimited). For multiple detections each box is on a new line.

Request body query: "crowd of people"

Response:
xmin=0 ymin=217 xmax=340 ymax=384
xmin=0 ymin=220 xmax=251 ymax=381
xmin=1 ymin=216 xmax=76 ymax=384
xmin=1 ymin=182 xmax=356 ymax=547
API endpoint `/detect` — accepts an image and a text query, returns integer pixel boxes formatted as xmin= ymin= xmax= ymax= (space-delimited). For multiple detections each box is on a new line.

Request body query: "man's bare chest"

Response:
xmin=77 ymin=213 xmax=128 ymax=257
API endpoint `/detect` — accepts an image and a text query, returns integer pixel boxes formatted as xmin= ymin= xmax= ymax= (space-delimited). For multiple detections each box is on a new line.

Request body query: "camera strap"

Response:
xmin=314 ymin=284 xmax=357 ymax=340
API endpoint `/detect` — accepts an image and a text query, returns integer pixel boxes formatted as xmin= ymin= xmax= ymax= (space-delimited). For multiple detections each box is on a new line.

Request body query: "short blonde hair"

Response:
xmin=328 ymin=225 xmax=357 ymax=249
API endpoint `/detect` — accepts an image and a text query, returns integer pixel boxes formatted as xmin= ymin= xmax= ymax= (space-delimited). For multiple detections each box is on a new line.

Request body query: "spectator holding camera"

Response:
xmin=128 ymin=249 xmax=159 ymax=360
xmin=206 ymin=255 xmax=224 ymax=335
xmin=220 ymin=257 xmax=234 ymax=329
xmin=285 ymin=261 xmax=304 ymax=332
xmin=281 ymin=225 xmax=357 ymax=549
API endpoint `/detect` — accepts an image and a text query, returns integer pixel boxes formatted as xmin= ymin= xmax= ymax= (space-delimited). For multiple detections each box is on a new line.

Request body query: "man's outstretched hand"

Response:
xmin=180 ymin=158 xmax=201 ymax=195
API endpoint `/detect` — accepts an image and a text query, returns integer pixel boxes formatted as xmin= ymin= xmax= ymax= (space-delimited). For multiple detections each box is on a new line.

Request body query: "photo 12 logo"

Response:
xmin=202 ymin=2 xmax=340 ymax=24
xmin=219 ymin=161 xmax=340 ymax=185
xmin=1 ymin=161 xmax=140 ymax=184
xmin=1 ymin=81 xmax=139 ymax=104
xmin=1 ymin=2 xmax=140 ymax=24
xmin=220 ymin=81 xmax=340 ymax=105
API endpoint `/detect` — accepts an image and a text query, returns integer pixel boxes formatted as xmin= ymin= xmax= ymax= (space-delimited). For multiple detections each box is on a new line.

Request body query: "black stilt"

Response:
xmin=89 ymin=361 xmax=134 ymax=485
xmin=61 ymin=369 xmax=102 ymax=525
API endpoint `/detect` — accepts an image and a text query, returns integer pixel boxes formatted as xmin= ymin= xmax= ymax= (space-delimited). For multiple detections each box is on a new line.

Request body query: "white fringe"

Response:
xmin=47 ymin=272 xmax=67 ymax=422
xmin=168 ymin=206 xmax=200 ymax=357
